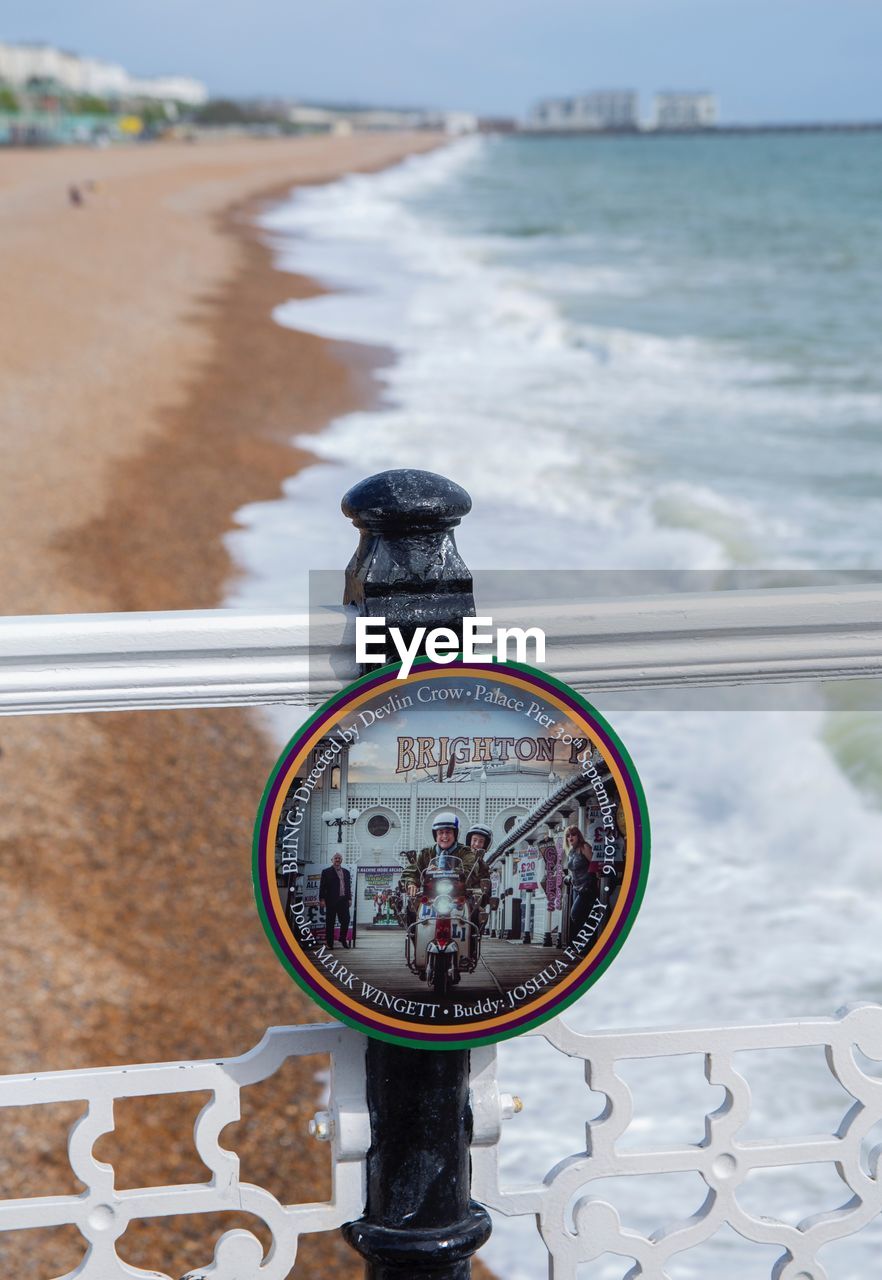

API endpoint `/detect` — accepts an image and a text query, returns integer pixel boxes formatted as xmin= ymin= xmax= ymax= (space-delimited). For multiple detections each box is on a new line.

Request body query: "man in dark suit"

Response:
xmin=319 ymin=852 xmax=352 ymax=949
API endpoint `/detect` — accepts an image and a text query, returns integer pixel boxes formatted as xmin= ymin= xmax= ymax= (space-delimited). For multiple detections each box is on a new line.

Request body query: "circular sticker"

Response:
xmin=253 ymin=660 xmax=649 ymax=1049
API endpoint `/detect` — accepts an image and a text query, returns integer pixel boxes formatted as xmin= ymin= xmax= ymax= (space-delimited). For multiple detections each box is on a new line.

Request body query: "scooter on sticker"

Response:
xmin=405 ymin=854 xmax=479 ymax=998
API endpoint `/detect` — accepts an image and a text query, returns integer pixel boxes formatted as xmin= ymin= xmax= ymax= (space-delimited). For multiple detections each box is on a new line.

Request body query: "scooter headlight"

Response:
xmin=435 ymin=879 xmax=455 ymax=895
xmin=435 ymin=894 xmax=453 ymax=916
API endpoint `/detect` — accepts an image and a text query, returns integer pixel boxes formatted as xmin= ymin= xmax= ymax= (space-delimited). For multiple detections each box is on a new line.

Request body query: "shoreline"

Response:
xmin=63 ymin=172 xmax=399 ymax=611
xmin=0 ymin=133 xmax=502 ymax=1278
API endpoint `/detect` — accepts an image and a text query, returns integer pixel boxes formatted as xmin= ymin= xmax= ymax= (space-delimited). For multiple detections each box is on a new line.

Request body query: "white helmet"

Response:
xmin=431 ymin=811 xmax=459 ymax=837
xmin=464 ymin=824 xmax=493 ymax=852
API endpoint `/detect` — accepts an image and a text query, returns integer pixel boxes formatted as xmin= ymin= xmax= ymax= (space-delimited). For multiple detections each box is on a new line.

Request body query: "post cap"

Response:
xmin=342 ymin=469 xmax=471 ymax=534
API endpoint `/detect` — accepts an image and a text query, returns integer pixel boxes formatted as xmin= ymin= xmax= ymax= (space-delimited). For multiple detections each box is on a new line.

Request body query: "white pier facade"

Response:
xmin=278 ymin=737 xmax=576 ymax=938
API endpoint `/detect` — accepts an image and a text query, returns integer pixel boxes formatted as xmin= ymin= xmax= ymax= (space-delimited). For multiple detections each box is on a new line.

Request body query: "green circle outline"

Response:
xmin=252 ymin=656 xmax=651 ymax=1050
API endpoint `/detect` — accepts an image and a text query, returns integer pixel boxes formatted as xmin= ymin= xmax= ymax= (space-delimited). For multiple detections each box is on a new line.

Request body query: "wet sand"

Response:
xmin=0 ymin=134 xmax=495 ymax=1278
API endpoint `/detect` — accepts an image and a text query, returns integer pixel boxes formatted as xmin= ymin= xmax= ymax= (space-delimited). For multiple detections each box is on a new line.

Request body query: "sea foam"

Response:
xmin=228 ymin=137 xmax=882 ymax=1279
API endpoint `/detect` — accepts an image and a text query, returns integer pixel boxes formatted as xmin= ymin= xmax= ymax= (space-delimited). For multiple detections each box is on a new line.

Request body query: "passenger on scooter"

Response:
xmin=402 ymin=814 xmax=493 ymax=960
xmin=402 ymin=812 xmax=492 ymax=896
xmin=461 ymin=824 xmax=494 ymax=960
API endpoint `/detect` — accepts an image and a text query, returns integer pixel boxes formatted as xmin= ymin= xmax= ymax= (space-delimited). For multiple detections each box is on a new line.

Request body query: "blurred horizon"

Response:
xmin=2 ymin=0 xmax=881 ymax=121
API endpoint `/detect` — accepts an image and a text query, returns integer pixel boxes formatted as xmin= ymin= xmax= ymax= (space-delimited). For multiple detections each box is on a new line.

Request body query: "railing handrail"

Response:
xmin=2 ymin=580 xmax=882 ymax=714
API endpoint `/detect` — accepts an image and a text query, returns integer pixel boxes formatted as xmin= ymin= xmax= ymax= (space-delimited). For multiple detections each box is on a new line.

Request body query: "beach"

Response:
xmin=6 ymin=123 xmax=882 ymax=1280
xmin=0 ymin=132 xmax=504 ymax=1278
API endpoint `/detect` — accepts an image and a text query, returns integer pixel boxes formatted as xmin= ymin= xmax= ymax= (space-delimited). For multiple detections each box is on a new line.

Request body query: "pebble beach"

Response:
xmin=0 ymin=132 xmax=498 ymax=1278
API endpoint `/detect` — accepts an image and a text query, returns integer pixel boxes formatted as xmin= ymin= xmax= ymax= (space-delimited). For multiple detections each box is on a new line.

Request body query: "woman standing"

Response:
xmin=565 ymin=824 xmax=601 ymax=940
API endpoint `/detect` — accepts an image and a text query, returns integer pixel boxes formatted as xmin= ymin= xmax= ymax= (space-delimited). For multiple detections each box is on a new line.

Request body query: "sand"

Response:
xmin=0 ymin=134 xmax=496 ymax=1279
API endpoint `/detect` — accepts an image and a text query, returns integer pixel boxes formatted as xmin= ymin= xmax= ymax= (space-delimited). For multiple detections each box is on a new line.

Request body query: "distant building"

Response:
xmin=126 ymin=75 xmax=208 ymax=107
xmin=0 ymin=41 xmax=207 ymax=106
xmin=286 ymin=105 xmax=354 ymax=135
xmin=652 ymin=92 xmax=718 ymax=130
xmin=528 ymin=90 xmax=639 ymax=133
xmin=442 ymin=111 xmax=479 ymax=136
xmin=286 ymin=103 xmax=477 ymax=135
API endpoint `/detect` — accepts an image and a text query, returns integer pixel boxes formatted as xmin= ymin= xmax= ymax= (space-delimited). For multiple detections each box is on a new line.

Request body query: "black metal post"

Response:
xmin=341 ymin=468 xmax=475 ymax=664
xmin=340 ymin=469 xmax=491 ymax=1278
xmin=344 ymin=1040 xmax=491 ymax=1279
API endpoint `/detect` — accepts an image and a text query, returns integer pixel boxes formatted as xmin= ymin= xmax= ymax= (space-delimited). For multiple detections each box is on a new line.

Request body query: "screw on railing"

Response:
xmin=340 ymin=469 xmax=492 ymax=1278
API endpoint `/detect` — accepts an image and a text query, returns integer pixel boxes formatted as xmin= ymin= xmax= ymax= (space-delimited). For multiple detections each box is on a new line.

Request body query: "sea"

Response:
xmin=226 ymin=133 xmax=882 ymax=1279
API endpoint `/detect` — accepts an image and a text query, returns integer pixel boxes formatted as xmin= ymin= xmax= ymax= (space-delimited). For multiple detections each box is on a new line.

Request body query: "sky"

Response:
xmin=2 ymin=0 xmax=881 ymax=121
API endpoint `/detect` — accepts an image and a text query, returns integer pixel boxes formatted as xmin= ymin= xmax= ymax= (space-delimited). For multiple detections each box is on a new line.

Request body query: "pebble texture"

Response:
xmin=0 ymin=136 xmax=495 ymax=1278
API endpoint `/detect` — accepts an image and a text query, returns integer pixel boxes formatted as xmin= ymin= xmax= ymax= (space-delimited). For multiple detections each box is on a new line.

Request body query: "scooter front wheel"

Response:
xmin=432 ymin=954 xmax=451 ymax=999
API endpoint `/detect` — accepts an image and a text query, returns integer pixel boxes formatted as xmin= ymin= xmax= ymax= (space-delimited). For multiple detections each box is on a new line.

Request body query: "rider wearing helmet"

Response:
xmin=462 ymin=824 xmax=493 ymax=886
xmin=402 ymin=814 xmax=493 ymax=959
xmin=403 ymin=812 xmax=493 ymax=891
xmin=402 ymin=811 xmax=467 ymax=894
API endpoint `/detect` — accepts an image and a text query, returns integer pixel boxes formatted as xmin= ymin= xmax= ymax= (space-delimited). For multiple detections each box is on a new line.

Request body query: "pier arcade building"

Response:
xmin=276 ymin=733 xmax=605 ymax=942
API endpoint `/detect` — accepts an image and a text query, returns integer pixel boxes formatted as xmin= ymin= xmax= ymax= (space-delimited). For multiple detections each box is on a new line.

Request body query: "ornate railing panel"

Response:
xmin=470 ymin=1004 xmax=882 ymax=1280
xmin=0 ymin=1023 xmax=368 ymax=1280
xmin=4 ymin=1007 xmax=882 ymax=1277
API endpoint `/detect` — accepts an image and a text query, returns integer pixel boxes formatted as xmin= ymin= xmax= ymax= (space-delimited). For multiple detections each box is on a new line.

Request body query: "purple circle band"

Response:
xmin=258 ymin=662 xmax=645 ymax=1042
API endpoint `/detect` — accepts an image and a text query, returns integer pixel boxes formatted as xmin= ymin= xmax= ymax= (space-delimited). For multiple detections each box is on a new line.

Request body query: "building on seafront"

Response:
xmin=0 ymin=40 xmax=207 ymax=106
xmin=284 ymin=102 xmax=478 ymax=135
xmin=526 ymin=88 xmax=720 ymax=134
xmin=527 ymin=90 xmax=639 ymax=133
xmin=651 ymin=91 xmax=719 ymax=130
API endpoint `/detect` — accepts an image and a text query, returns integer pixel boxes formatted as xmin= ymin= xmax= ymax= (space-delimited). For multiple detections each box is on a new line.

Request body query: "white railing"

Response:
xmin=2 ymin=1006 xmax=880 ymax=1278
xmin=471 ymin=1007 xmax=882 ymax=1280
xmin=2 ymin=581 xmax=882 ymax=714
xmin=0 ymin=1024 xmax=368 ymax=1280
xmin=2 ymin=585 xmax=881 ymax=1277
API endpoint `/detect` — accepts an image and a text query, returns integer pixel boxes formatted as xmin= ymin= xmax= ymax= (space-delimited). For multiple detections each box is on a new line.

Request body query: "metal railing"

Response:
xmin=1 ymin=1006 xmax=880 ymax=1279
xmin=3 ymin=581 xmax=882 ymax=715
xmin=471 ymin=1007 xmax=882 ymax=1280
xmin=0 ymin=1024 xmax=369 ymax=1280
xmin=1 ymin=468 xmax=880 ymax=1278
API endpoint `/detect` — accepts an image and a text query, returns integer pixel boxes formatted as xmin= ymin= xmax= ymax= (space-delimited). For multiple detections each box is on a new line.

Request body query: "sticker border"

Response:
xmin=252 ymin=658 xmax=650 ymax=1050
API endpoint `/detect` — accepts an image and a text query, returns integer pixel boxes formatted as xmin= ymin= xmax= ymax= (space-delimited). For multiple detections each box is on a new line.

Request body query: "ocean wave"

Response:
xmin=230 ymin=137 xmax=882 ymax=1280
